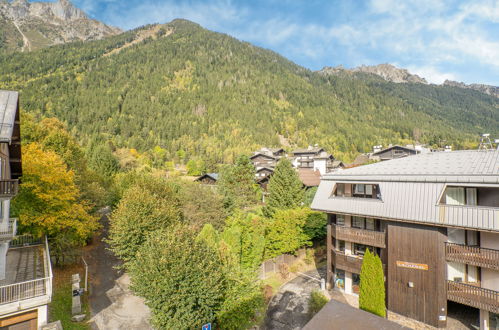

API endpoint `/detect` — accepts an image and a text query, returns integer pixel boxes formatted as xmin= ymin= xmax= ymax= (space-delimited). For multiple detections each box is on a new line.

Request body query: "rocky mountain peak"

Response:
xmin=0 ymin=0 xmax=121 ymax=51
xmin=444 ymin=80 xmax=499 ymax=98
xmin=319 ymin=63 xmax=428 ymax=84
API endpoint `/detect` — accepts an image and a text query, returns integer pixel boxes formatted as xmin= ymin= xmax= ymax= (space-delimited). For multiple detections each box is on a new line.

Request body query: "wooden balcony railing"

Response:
xmin=331 ymin=224 xmax=386 ymax=248
xmin=447 ymin=281 xmax=499 ymax=314
xmin=332 ymin=249 xmax=363 ymax=274
xmin=0 ymin=180 xmax=18 ymax=197
xmin=446 ymin=243 xmax=499 ymax=271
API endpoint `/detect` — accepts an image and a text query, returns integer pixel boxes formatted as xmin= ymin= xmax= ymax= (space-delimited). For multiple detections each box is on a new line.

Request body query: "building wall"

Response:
xmin=481 ymin=234 xmax=499 ymax=292
xmin=386 ymin=221 xmax=447 ymax=328
xmin=313 ymin=159 xmax=327 ymax=175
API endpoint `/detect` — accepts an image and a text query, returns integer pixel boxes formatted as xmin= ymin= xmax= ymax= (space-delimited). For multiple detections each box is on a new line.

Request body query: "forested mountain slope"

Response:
xmin=0 ymin=19 xmax=497 ymax=164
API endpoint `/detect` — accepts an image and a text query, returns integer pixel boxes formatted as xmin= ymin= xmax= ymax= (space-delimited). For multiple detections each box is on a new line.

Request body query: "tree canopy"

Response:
xmin=263 ymin=158 xmax=304 ymax=217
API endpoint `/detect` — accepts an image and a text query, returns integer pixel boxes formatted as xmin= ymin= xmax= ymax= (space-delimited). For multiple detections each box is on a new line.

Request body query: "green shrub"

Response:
xmin=359 ymin=249 xmax=386 ymax=317
xmin=309 ymin=291 xmax=329 ymax=316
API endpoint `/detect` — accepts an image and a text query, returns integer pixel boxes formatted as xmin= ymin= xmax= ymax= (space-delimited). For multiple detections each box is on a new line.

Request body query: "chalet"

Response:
xmin=312 ymin=150 xmax=499 ymax=329
xmin=255 ymin=167 xmax=273 ymax=179
xmin=250 ymin=147 xmax=286 ymax=169
xmin=194 ymin=173 xmax=219 ymax=185
xmin=0 ymin=91 xmax=52 ymax=329
xmin=372 ymin=145 xmax=418 ymax=161
xmin=250 ymin=153 xmax=277 ymax=169
xmin=292 ymin=146 xmax=338 ymax=175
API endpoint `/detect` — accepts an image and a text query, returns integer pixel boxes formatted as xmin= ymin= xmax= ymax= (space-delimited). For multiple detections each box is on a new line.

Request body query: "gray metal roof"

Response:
xmin=0 ymin=90 xmax=18 ymax=142
xmin=323 ymin=150 xmax=499 ymax=184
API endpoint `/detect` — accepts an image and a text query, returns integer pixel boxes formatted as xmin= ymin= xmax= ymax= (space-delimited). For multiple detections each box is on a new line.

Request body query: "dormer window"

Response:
xmin=332 ymin=183 xmax=381 ymax=200
xmin=440 ymin=186 xmax=499 ymax=207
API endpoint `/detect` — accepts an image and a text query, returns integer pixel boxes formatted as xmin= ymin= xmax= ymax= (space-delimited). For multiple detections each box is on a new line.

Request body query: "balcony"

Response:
xmin=447 ymin=281 xmax=499 ymax=314
xmin=0 ymin=180 xmax=18 ymax=198
xmin=0 ymin=236 xmax=52 ymax=314
xmin=446 ymin=243 xmax=499 ymax=271
xmin=332 ymin=249 xmax=363 ymax=274
xmin=331 ymin=224 xmax=386 ymax=248
xmin=0 ymin=219 xmax=16 ymax=241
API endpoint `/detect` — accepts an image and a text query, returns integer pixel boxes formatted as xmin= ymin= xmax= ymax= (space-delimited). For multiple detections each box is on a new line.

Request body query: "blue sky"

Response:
xmin=69 ymin=0 xmax=499 ymax=85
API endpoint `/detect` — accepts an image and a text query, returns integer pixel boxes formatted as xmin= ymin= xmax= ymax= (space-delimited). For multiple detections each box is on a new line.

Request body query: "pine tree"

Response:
xmin=218 ymin=155 xmax=259 ymax=211
xmin=263 ymin=158 xmax=304 ymax=217
xmin=359 ymin=249 xmax=386 ymax=318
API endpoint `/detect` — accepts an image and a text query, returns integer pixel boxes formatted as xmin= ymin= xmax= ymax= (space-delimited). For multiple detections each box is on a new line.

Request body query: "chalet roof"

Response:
xmin=195 ymin=173 xmax=219 ymax=181
xmin=292 ymin=147 xmax=324 ymax=155
xmin=256 ymin=167 xmax=274 ymax=173
xmin=314 ymin=151 xmax=334 ymax=160
xmin=322 ymin=150 xmax=499 ymax=184
xmin=297 ymin=168 xmax=321 ymax=187
xmin=0 ymin=91 xmax=18 ymax=142
xmin=250 ymin=153 xmax=276 ymax=160
xmin=267 ymin=147 xmax=284 ymax=154
xmin=331 ymin=160 xmax=345 ymax=168
xmin=372 ymin=144 xmax=416 ymax=156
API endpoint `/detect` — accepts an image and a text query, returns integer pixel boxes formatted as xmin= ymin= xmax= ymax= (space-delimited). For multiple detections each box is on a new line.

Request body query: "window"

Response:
xmin=338 ymin=240 xmax=345 ymax=252
xmin=335 ymin=183 xmax=345 ymax=197
xmin=353 ymin=243 xmax=379 ymax=256
xmin=366 ymin=218 xmax=375 ymax=231
xmin=442 ymin=186 xmax=499 ymax=207
xmin=352 ymin=217 xmax=378 ymax=231
xmin=352 ymin=216 xmax=365 ymax=229
xmin=336 ymin=215 xmax=345 ymax=226
xmin=352 ymin=184 xmax=380 ymax=199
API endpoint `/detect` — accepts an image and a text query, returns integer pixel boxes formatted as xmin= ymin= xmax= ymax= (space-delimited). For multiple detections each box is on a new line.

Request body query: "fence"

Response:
xmin=259 ymin=249 xmax=306 ymax=280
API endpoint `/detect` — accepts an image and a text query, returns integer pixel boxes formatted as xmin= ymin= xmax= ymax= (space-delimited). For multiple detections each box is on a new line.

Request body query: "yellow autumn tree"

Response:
xmin=12 ymin=143 xmax=99 ymax=263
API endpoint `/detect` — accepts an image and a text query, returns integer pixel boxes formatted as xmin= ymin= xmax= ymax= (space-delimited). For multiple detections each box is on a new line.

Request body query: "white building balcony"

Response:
xmin=0 ymin=236 xmax=52 ymax=316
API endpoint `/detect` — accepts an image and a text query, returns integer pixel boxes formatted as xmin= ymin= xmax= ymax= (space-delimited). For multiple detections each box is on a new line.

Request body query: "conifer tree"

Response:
xmin=218 ymin=155 xmax=259 ymax=211
xmin=263 ymin=158 xmax=304 ymax=217
xmin=359 ymin=249 xmax=386 ymax=318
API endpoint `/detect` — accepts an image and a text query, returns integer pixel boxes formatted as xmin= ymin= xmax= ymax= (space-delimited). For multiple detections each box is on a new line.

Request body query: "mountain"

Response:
xmin=0 ymin=0 xmax=121 ymax=51
xmin=443 ymin=80 xmax=499 ymax=99
xmin=320 ymin=64 xmax=499 ymax=99
xmin=0 ymin=19 xmax=497 ymax=165
xmin=320 ymin=64 xmax=428 ymax=84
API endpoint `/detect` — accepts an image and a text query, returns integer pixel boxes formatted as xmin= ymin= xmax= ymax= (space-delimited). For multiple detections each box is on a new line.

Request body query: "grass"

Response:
xmin=49 ymin=264 xmax=91 ymax=330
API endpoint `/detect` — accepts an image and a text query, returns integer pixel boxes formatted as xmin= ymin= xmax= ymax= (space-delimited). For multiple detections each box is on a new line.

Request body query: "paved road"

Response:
xmin=263 ymin=267 xmax=327 ymax=330
xmin=85 ymin=213 xmax=151 ymax=330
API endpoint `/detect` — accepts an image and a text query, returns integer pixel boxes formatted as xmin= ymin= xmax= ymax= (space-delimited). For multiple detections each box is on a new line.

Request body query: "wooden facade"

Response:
xmin=331 ymin=223 xmax=386 ymax=248
xmin=386 ymin=221 xmax=447 ymax=328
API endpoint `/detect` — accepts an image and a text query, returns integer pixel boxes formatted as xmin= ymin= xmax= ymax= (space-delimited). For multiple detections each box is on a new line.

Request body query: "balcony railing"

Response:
xmin=0 ymin=237 xmax=52 ymax=306
xmin=9 ymin=235 xmax=44 ymax=248
xmin=0 ymin=180 xmax=18 ymax=197
xmin=331 ymin=224 xmax=386 ymax=248
xmin=332 ymin=249 xmax=363 ymax=274
xmin=446 ymin=243 xmax=499 ymax=271
xmin=0 ymin=219 xmax=16 ymax=241
xmin=447 ymin=281 xmax=499 ymax=314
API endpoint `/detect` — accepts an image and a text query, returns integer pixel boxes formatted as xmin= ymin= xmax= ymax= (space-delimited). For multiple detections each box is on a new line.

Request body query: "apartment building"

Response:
xmin=312 ymin=150 xmax=499 ymax=329
xmin=0 ymin=91 xmax=52 ymax=329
